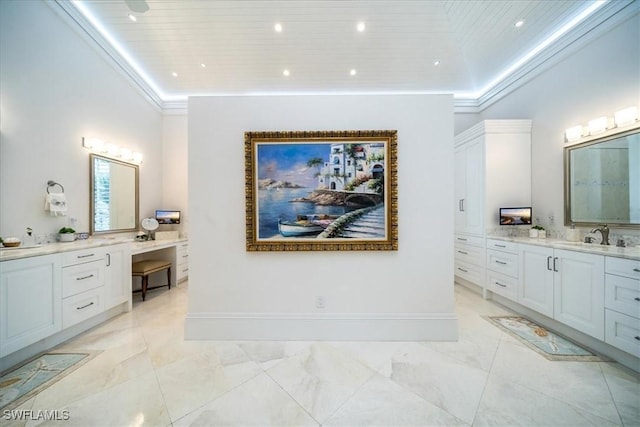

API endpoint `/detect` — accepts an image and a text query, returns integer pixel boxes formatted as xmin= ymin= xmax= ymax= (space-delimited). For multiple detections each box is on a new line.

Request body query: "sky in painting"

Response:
xmin=257 ymin=143 xmax=329 ymax=187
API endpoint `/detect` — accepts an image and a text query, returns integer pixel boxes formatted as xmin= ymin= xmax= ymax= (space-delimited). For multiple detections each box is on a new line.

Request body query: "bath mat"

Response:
xmin=485 ymin=316 xmax=604 ymax=361
xmin=0 ymin=352 xmax=96 ymax=410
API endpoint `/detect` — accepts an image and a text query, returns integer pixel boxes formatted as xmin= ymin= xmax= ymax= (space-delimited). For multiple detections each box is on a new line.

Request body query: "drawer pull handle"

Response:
xmin=457 ymin=250 xmax=468 ymax=255
xmin=635 ymin=336 xmax=640 ymax=341
xmin=553 ymin=257 xmax=559 ymax=272
xmin=495 ymin=281 xmax=506 ymax=288
xmin=495 ymin=260 xmax=507 ymax=265
xmin=635 ymin=297 xmax=640 ymax=302
xmin=76 ymin=274 xmax=95 ymax=281
xmin=77 ymin=302 xmax=95 ymax=310
xmin=457 ymin=237 xmax=467 ymax=241
xmin=457 ymin=267 xmax=468 ymax=273
xmin=182 ymin=255 xmax=189 ymax=258
xmin=182 ymin=268 xmax=189 ymax=273
xmin=634 ymin=268 xmax=640 ymax=273
xmin=77 ymin=253 xmax=95 ymax=259
xmin=547 ymin=256 xmax=552 ymax=271
xmin=495 ymin=244 xmax=506 ymax=248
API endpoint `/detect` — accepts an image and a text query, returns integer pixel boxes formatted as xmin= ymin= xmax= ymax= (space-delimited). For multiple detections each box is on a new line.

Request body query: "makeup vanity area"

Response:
xmin=0 ymin=153 xmax=188 ymax=372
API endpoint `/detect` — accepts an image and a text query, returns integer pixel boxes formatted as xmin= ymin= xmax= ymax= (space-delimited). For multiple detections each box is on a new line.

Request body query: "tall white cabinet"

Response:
xmin=454 ymin=120 xmax=532 ymax=291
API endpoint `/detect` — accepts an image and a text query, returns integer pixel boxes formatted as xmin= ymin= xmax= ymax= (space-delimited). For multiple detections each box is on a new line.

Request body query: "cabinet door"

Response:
xmin=554 ymin=249 xmax=605 ymax=340
xmin=0 ymin=254 xmax=62 ymax=357
xmin=454 ymin=140 xmax=484 ymax=235
xmin=519 ymin=244 xmax=554 ymax=317
xmin=104 ymin=244 xmax=132 ymax=310
xmin=463 ymin=140 xmax=484 ymax=235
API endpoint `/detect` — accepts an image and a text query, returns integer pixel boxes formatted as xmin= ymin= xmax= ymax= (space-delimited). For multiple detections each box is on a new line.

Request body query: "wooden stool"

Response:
xmin=132 ymin=260 xmax=172 ymax=301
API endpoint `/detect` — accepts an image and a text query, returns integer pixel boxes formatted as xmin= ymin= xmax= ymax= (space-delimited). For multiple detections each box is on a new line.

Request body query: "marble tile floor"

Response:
xmin=4 ymin=282 xmax=639 ymax=427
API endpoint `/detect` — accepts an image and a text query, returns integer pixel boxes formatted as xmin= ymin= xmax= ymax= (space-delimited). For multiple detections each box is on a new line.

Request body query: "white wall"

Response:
xmin=458 ymin=10 xmax=640 ymax=243
xmin=0 ymin=1 xmax=164 ymax=240
xmin=186 ymin=94 xmax=457 ymax=340
xmin=161 ymin=114 xmax=189 ymax=234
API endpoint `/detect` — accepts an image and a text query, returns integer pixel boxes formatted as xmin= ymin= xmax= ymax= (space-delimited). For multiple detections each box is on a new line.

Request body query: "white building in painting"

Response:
xmin=318 ymin=143 xmax=385 ymax=192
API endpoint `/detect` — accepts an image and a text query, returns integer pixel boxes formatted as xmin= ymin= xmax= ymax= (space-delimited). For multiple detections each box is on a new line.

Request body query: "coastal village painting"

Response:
xmin=245 ymin=130 xmax=398 ymax=251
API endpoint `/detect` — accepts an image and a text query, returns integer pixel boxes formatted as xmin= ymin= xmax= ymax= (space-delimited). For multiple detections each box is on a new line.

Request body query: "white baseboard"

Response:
xmin=184 ymin=312 xmax=458 ymax=341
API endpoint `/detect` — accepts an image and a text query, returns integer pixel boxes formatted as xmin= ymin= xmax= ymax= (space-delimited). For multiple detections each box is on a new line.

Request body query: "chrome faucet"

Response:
xmin=590 ymin=224 xmax=610 ymax=245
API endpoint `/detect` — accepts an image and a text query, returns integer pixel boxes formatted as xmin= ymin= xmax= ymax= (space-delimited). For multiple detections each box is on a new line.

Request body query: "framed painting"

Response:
xmin=245 ymin=130 xmax=398 ymax=251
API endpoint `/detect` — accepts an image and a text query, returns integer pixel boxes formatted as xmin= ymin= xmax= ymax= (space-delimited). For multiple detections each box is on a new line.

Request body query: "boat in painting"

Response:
xmin=277 ymin=214 xmax=340 ymax=237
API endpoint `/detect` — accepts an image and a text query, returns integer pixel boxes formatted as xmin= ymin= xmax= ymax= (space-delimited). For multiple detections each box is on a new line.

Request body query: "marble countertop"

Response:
xmin=0 ymin=237 xmax=187 ymax=262
xmin=487 ymin=235 xmax=640 ymax=261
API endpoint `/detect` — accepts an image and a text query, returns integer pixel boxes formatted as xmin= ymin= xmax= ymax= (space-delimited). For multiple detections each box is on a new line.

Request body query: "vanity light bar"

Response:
xmin=82 ymin=137 xmax=142 ymax=163
xmin=564 ymin=106 xmax=639 ymax=143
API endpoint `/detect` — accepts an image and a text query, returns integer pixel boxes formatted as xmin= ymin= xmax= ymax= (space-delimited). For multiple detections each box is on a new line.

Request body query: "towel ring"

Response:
xmin=47 ymin=180 xmax=65 ymax=194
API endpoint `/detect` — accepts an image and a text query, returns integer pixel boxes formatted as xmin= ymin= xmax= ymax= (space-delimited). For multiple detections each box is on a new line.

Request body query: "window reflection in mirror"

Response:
xmin=90 ymin=154 xmax=139 ymax=234
xmin=564 ymin=127 xmax=640 ymax=228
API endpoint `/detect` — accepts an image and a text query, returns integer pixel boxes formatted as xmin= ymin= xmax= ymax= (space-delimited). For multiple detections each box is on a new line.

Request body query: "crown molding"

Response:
xmin=470 ymin=0 xmax=639 ymax=113
xmin=49 ymin=0 xmax=164 ymax=112
xmin=49 ymin=0 xmax=637 ymax=116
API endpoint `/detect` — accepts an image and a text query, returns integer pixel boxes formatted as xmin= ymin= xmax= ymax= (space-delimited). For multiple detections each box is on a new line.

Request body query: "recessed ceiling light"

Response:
xmin=514 ymin=20 xmax=525 ymax=28
xmin=434 ymin=60 xmax=441 ymax=66
xmin=200 ymin=63 xmax=206 ymax=68
xmin=283 ymin=69 xmax=290 ymax=76
xmin=357 ymin=22 xmax=366 ymax=32
xmin=350 ymin=69 xmax=357 ymax=76
xmin=172 ymin=72 xmax=178 ymax=77
xmin=128 ymin=14 xmax=137 ymax=22
xmin=275 ymin=23 xmax=283 ymax=33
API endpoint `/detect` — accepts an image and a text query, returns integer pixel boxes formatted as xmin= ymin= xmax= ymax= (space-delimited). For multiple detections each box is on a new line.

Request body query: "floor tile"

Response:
xmin=600 ymin=362 xmax=640 ymax=427
xmin=174 ymin=373 xmax=318 ymax=426
xmin=474 ymin=373 xmax=621 ymax=426
xmin=381 ymin=342 xmax=488 ymax=425
xmin=324 ymin=373 xmax=468 ymax=426
xmin=266 ymin=342 xmax=377 ymax=423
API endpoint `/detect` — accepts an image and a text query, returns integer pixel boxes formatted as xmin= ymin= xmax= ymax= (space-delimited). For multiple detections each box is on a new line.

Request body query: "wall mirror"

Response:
xmin=564 ymin=126 xmax=640 ymax=228
xmin=90 ymin=154 xmax=139 ymax=234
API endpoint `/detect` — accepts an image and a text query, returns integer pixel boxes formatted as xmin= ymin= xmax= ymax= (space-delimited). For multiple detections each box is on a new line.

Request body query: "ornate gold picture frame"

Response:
xmin=245 ymin=130 xmax=398 ymax=251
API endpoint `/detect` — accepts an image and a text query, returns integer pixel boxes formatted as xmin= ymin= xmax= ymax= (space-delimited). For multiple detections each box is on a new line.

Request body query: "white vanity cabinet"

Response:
xmin=176 ymin=241 xmax=189 ymax=282
xmin=61 ymin=247 xmax=106 ymax=329
xmin=519 ymin=243 xmax=605 ymax=339
xmin=486 ymin=239 xmax=519 ymax=301
xmin=604 ymin=257 xmax=640 ymax=356
xmin=519 ymin=244 xmax=555 ymax=317
xmin=0 ymin=254 xmax=62 ymax=357
xmin=453 ymin=120 xmax=531 ymax=290
xmin=454 ymin=234 xmax=485 ymax=287
xmin=104 ymin=243 xmax=132 ymax=310
xmin=553 ymin=249 xmax=605 ymax=340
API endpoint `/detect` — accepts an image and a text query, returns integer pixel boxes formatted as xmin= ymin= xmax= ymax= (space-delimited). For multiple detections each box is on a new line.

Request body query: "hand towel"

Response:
xmin=45 ymin=192 xmax=68 ymax=216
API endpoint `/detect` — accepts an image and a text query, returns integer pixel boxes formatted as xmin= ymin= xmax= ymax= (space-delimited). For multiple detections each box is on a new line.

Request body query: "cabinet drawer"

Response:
xmin=486 ymin=249 xmax=519 ymax=278
xmin=486 ymin=239 xmax=518 ymax=254
xmin=605 ymin=309 xmax=640 ymax=357
xmin=62 ymin=287 xmax=104 ymax=329
xmin=454 ymin=234 xmax=484 ymax=248
xmin=62 ymin=248 xmax=105 ymax=267
xmin=487 ymin=270 xmax=517 ymax=301
xmin=454 ymin=259 xmax=484 ymax=286
xmin=605 ymin=257 xmax=640 ymax=280
xmin=177 ymin=264 xmax=189 ymax=281
xmin=454 ymin=244 xmax=485 ymax=267
xmin=177 ymin=247 xmax=189 ymax=265
xmin=605 ymin=274 xmax=640 ymax=318
xmin=62 ymin=261 xmax=105 ymax=298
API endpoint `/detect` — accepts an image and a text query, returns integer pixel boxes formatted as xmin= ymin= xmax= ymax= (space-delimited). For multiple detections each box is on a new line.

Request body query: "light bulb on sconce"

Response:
xmin=82 ymin=137 xmax=142 ymax=164
xmin=564 ymin=105 xmax=639 ymax=144
xmin=614 ymin=106 xmax=639 ymax=127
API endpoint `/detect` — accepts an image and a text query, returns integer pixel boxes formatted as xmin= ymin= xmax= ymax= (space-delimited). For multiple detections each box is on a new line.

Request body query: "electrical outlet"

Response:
xmin=315 ymin=295 xmax=325 ymax=309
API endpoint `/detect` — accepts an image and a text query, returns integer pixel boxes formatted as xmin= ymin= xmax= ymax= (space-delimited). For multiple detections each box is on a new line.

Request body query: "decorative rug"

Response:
xmin=485 ymin=316 xmax=604 ymax=361
xmin=0 ymin=352 xmax=96 ymax=410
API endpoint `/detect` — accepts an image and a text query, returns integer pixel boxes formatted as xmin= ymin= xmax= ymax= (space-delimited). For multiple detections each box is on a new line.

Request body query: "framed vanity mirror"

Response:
xmin=564 ymin=126 xmax=640 ymax=228
xmin=90 ymin=154 xmax=139 ymax=234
